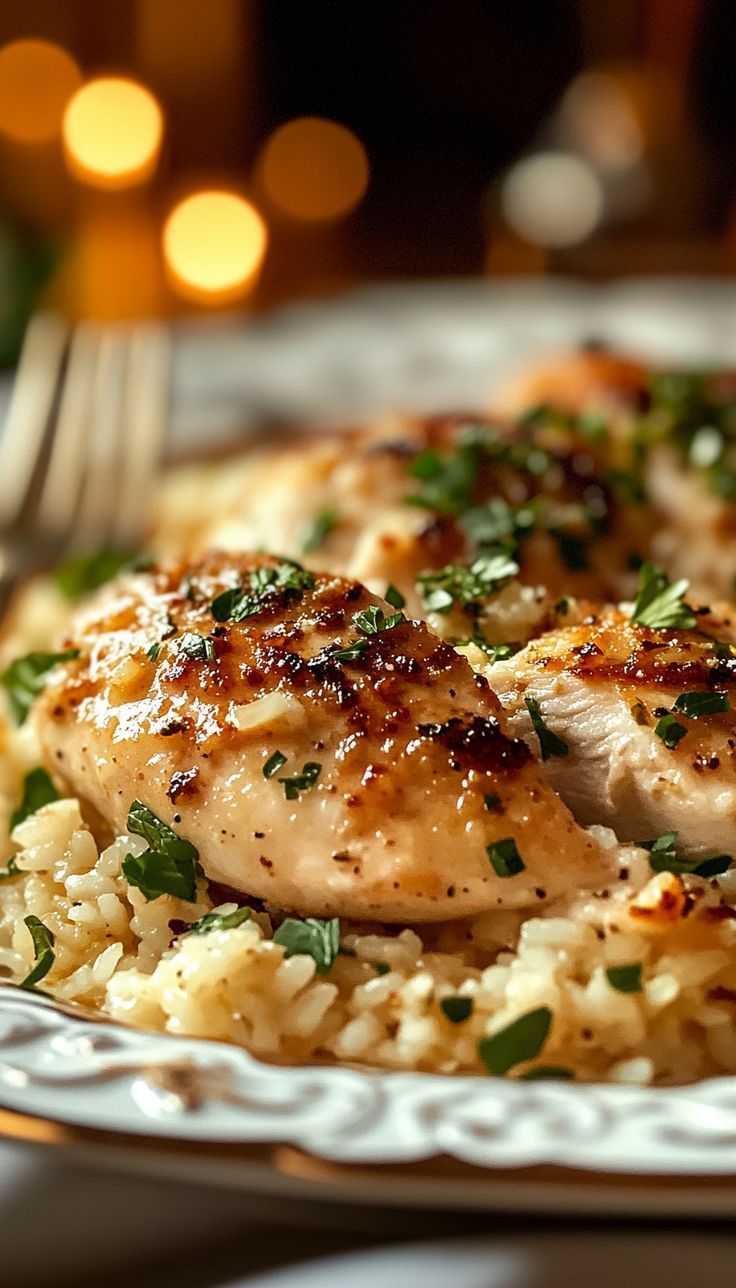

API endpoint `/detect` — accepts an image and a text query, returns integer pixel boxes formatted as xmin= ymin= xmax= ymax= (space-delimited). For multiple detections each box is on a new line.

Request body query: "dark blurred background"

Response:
xmin=0 ymin=0 xmax=735 ymax=361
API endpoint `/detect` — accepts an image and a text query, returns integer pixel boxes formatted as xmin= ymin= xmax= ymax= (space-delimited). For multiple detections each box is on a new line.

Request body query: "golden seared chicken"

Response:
xmin=493 ymin=346 xmax=736 ymax=602
xmin=491 ymin=578 xmax=736 ymax=857
xmin=33 ymin=553 xmax=614 ymax=922
xmin=200 ymin=413 xmax=648 ymax=615
xmin=494 ymin=346 xmax=649 ymax=421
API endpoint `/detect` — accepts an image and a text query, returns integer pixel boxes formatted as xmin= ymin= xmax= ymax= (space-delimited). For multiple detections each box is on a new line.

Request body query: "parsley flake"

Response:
xmin=461 ymin=635 xmax=519 ymax=663
xmin=477 ymin=1006 xmax=552 ymax=1076
xmin=416 ymin=552 xmax=518 ymax=614
xmin=405 ymin=439 xmax=483 ymax=515
xmin=441 ymin=996 xmax=474 ymax=1024
xmin=1 ymin=649 xmax=80 ymax=724
xmin=10 ymin=768 xmax=58 ymax=832
xmin=672 ymin=690 xmax=729 ymax=718
xmin=54 ymin=547 xmax=134 ymax=599
xmin=385 ymin=584 xmax=405 ymax=610
xmin=211 ymin=562 xmax=315 ymax=623
xmin=146 ymin=643 xmax=162 ymax=662
xmin=486 ymin=837 xmax=525 ymax=877
xmin=273 ymin=916 xmax=340 ymax=974
xmin=606 ymin=963 xmax=642 ymax=993
xmin=524 ymin=696 xmax=569 ymax=761
xmin=353 ymin=605 xmax=405 ymax=635
xmin=330 ymin=639 xmax=369 ymax=663
xmin=0 ymin=856 xmax=21 ymax=881
xmin=20 ymin=915 xmax=55 ymax=991
xmin=177 ymin=633 xmax=216 ymax=662
xmin=641 ymin=831 xmax=732 ymax=878
xmin=185 ymin=906 xmax=251 ymax=936
xmin=263 ymin=750 xmax=287 ymax=779
xmin=302 ymin=509 xmax=338 ymax=554
xmin=630 ymin=563 xmax=696 ymax=631
xmin=654 ymin=714 xmax=688 ymax=748
xmin=122 ymin=801 xmax=199 ymax=902
xmin=278 ymin=762 xmax=321 ymax=800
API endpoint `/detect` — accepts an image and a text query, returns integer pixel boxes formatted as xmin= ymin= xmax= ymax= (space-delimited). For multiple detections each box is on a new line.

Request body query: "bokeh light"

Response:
xmin=163 ymin=191 xmax=268 ymax=303
xmin=260 ymin=117 xmax=369 ymax=221
xmin=0 ymin=40 xmax=81 ymax=144
xmin=62 ymin=78 xmax=163 ymax=188
xmin=558 ymin=72 xmax=643 ymax=173
xmin=501 ymin=152 xmax=604 ymax=249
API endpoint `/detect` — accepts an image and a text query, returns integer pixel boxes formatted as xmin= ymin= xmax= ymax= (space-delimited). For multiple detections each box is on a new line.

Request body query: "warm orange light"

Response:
xmin=260 ymin=117 xmax=369 ymax=221
xmin=0 ymin=40 xmax=81 ymax=143
xmin=163 ymin=191 xmax=268 ymax=303
xmin=62 ymin=78 xmax=163 ymax=188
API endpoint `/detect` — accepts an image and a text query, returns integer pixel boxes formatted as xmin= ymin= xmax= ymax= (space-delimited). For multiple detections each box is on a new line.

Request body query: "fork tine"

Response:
xmin=70 ymin=326 xmax=130 ymax=552
xmin=35 ymin=323 xmax=101 ymax=543
xmin=0 ymin=313 xmax=68 ymax=530
xmin=110 ymin=322 xmax=171 ymax=551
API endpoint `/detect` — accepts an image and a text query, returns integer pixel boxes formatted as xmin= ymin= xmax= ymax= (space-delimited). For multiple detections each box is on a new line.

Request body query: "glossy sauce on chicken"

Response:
xmin=33 ymin=553 xmax=614 ymax=921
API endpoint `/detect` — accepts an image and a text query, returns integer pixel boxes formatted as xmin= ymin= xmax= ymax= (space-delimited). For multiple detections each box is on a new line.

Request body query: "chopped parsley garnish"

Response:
xmin=373 ymin=961 xmax=391 ymax=976
xmin=353 ymin=605 xmax=405 ymax=635
xmin=54 ymin=547 xmax=134 ymax=599
xmin=302 ymin=508 xmax=338 ymax=554
xmin=146 ymin=643 xmax=162 ymax=662
xmin=461 ymin=497 xmax=537 ymax=554
xmin=185 ymin=906 xmax=252 ymax=936
xmin=177 ymin=633 xmax=216 ymax=662
xmin=461 ymin=635 xmax=519 ymax=664
xmin=406 ymin=438 xmax=483 ymax=515
xmin=330 ymin=639 xmax=369 ymax=663
xmin=1 ymin=649 xmax=80 ymax=724
xmin=484 ymin=792 xmax=503 ymax=813
xmin=263 ymin=750 xmax=287 ymax=779
xmin=385 ymin=584 xmax=405 ymax=610
xmin=641 ymin=831 xmax=732 ymax=878
xmin=20 ymin=915 xmax=55 ymax=991
xmin=672 ymin=690 xmax=729 ymax=718
xmin=654 ymin=713 xmax=687 ymax=749
xmin=122 ymin=800 xmax=200 ymax=902
xmin=630 ymin=563 xmax=696 ymax=631
xmin=477 ymin=1006 xmax=552 ymax=1076
xmin=524 ymin=696 xmax=569 ymax=761
xmin=10 ymin=768 xmax=58 ymax=831
xmin=441 ymin=996 xmax=474 ymax=1024
xmin=278 ymin=761 xmax=322 ymax=801
xmin=486 ymin=837 xmax=525 ymax=877
xmin=519 ymin=1065 xmax=575 ymax=1081
xmin=273 ymin=916 xmax=340 ymax=975
xmin=605 ymin=963 xmax=643 ymax=994
xmin=416 ymin=552 xmax=518 ymax=614
xmin=211 ymin=562 xmax=315 ymax=623
xmin=0 ymin=856 xmax=21 ymax=881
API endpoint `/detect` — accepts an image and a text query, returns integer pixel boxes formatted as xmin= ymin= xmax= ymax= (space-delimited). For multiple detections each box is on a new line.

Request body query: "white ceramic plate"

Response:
xmin=3 ymin=279 xmax=736 ymax=1213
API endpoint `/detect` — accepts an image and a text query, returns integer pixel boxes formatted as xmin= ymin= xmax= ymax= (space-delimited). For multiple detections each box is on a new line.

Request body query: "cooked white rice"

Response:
xmin=1 ymin=471 xmax=736 ymax=1085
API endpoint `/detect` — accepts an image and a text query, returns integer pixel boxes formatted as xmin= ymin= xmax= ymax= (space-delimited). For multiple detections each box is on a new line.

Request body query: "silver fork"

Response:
xmin=0 ymin=312 xmax=171 ymax=617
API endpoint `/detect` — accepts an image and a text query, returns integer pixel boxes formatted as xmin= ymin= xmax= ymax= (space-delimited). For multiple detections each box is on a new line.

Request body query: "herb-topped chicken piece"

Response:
xmin=31 ymin=553 xmax=614 ymax=922
xmin=494 ymin=347 xmax=736 ymax=601
xmin=201 ymin=413 xmax=649 ymax=619
xmin=491 ymin=564 xmax=736 ymax=860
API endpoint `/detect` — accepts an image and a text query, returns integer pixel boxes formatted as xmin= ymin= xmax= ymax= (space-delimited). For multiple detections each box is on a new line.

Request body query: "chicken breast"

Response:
xmin=493 ymin=346 xmax=649 ymax=421
xmin=33 ymin=553 xmax=613 ymax=922
xmin=492 ymin=347 xmax=736 ymax=601
xmin=199 ymin=412 xmax=646 ymax=613
xmin=491 ymin=601 xmax=736 ymax=856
